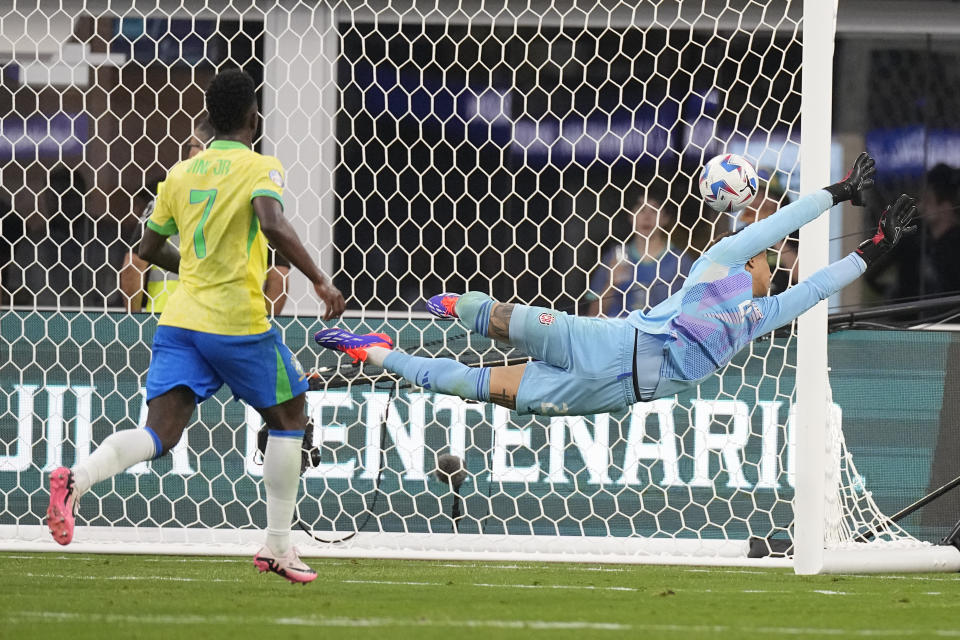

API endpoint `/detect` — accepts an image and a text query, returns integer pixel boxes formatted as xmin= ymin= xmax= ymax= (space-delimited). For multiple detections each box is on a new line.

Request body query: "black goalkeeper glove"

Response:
xmin=823 ymin=152 xmax=876 ymax=206
xmin=856 ymin=194 xmax=918 ymax=267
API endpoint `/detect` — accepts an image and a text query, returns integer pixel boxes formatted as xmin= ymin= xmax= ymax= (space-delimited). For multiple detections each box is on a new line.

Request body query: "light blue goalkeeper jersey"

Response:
xmin=628 ymin=189 xmax=866 ymax=398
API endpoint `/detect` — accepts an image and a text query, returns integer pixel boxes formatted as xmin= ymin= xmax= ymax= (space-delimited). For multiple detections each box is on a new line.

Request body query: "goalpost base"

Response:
xmin=819 ymin=547 xmax=960 ymax=574
xmin=748 ymin=536 xmax=960 ymax=573
xmin=6 ymin=525 xmax=958 ymax=572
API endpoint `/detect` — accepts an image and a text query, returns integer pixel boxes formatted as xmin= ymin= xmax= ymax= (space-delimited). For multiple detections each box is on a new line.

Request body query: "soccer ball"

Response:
xmin=698 ymin=154 xmax=759 ymax=213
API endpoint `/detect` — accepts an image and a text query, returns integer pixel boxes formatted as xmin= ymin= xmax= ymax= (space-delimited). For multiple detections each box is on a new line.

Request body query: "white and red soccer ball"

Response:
xmin=698 ymin=153 xmax=759 ymax=213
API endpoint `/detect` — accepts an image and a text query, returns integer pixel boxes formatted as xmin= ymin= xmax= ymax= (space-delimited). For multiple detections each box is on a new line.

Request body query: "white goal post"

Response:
xmin=794 ymin=0 xmax=834 ymax=576
xmin=1 ymin=0 xmax=959 ymax=575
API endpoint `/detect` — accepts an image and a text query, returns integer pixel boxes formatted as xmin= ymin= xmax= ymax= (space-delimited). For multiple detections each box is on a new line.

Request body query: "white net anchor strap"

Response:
xmin=826 ymin=388 xmax=927 ymax=550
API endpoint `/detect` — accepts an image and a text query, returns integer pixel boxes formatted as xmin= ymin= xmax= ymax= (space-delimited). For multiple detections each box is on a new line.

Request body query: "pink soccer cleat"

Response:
xmin=46 ymin=467 xmax=77 ymax=546
xmin=314 ymin=328 xmax=393 ymax=363
xmin=426 ymin=293 xmax=460 ymax=319
xmin=253 ymin=546 xmax=318 ymax=585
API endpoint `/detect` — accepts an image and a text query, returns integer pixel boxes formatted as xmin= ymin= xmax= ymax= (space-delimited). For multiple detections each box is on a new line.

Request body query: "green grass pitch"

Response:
xmin=2 ymin=552 xmax=959 ymax=639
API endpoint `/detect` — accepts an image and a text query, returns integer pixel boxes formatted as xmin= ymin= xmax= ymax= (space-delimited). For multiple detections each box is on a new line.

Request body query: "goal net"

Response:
xmin=1 ymin=0 xmax=958 ymax=574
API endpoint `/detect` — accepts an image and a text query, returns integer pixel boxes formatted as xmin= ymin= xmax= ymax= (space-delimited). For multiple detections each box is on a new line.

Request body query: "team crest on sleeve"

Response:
xmin=269 ymin=169 xmax=284 ymax=188
xmin=538 ymin=313 xmax=555 ymax=325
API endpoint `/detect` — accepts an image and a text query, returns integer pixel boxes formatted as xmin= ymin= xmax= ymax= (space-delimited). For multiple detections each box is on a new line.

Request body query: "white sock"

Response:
xmin=365 ymin=345 xmax=393 ymax=367
xmin=263 ymin=431 xmax=302 ymax=555
xmin=73 ymin=428 xmax=159 ymax=496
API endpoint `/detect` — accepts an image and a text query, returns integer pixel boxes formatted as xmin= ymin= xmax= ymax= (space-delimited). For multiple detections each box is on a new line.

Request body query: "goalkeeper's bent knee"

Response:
xmin=456 ymin=291 xmax=495 ymax=335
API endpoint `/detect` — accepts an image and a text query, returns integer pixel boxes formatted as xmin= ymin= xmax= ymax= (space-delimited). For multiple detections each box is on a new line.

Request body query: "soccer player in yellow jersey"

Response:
xmin=46 ymin=69 xmax=344 ymax=584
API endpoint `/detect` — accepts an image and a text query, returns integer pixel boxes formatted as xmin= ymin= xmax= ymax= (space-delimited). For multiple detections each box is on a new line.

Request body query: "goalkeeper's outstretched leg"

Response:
xmin=428 ymin=291 xmax=516 ymax=345
xmin=317 ymin=295 xmax=641 ymax=417
xmin=428 ymin=291 xmax=600 ymax=371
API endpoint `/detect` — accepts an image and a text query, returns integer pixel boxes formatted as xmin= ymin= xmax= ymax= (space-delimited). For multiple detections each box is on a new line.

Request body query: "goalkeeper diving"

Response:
xmin=317 ymin=153 xmax=916 ymax=416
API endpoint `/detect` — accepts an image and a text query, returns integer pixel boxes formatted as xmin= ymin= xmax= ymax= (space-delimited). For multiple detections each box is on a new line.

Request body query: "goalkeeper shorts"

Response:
xmin=510 ymin=305 xmax=663 ymax=416
xmin=146 ymin=325 xmax=309 ymax=408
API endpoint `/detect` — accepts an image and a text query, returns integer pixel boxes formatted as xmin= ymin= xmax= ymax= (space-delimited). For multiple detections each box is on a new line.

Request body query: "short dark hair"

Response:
xmin=926 ymin=163 xmax=960 ymax=205
xmin=205 ymin=69 xmax=257 ymax=135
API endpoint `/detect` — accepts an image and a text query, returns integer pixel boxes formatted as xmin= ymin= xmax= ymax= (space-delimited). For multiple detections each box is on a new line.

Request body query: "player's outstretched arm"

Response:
xmin=253 ymin=196 xmax=345 ymax=320
xmin=753 ymin=194 xmax=916 ymax=336
xmin=710 ymin=153 xmax=877 ymax=266
xmin=138 ymin=227 xmax=180 ymax=274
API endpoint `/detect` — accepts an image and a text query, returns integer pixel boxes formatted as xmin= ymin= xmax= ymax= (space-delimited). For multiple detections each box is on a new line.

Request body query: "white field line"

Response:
xmin=342 ymin=579 xmax=638 ymax=592
xmin=4 ymin=611 xmax=630 ymax=631
xmin=7 ymin=611 xmax=960 ymax=637
xmin=342 ymin=579 xmax=438 ymax=587
xmin=686 ymin=567 xmax=960 ymax=582
xmin=0 ymin=554 xmax=627 ymax=571
xmin=432 ymin=563 xmax=628 ymax=572
xmin=13 ymin=572 xmax=955 ymax=598
xmin=1 ymin=554 xmax=247 ymax=564
xmin=6 ymin=556 xmax=960 ymax=583
xmin=685 ymin=568 xmax=776 ymax=575
xmin=20 ymin=572 xmax=242 ymax=583
xmin=472 ymin=582 xmax=638 ymax=592
xmin=842 ymin=574 xmax=960 ymax=582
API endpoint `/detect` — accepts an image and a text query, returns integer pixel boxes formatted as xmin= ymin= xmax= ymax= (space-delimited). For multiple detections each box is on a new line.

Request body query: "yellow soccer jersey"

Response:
xmin=147 ymin=140 xmax=284 ymax=335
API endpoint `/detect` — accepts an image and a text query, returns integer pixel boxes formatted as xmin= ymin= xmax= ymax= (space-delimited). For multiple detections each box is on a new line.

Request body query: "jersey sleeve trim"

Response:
xmin=251 ymin=189 xmax=283 ymax=209
xmin=146 ymin=218 xmax=178 ymax=236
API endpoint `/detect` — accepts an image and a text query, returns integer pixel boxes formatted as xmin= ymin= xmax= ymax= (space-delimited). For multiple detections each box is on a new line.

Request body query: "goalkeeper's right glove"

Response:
xmin=856 ymin=194 xmax=918 ymax=267
xmin=824 ymin=152 xmax=876 ymax=206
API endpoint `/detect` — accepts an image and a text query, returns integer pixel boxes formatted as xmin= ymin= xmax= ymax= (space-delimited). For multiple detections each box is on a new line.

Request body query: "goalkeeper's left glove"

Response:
xmin=824 ymin=151 xmax=876 ymax=206
xmin=856 ymin=193 xmax=918 ymax=267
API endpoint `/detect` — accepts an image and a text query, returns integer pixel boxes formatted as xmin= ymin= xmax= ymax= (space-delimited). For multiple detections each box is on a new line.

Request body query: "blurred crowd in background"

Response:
xmin=1 ymin=13 xmax=959 ymax=316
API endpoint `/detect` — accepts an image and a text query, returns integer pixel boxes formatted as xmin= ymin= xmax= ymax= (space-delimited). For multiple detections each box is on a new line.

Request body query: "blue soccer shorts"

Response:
xmin=509 ymin=305 xmax=663 ymax=417
xmin=145 ymin=325 xmax=309 ymax=408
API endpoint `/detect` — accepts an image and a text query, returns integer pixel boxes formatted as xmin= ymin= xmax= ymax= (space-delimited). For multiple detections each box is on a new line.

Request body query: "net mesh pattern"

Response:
xmin=0 ymin=0 xmax=926 ymax=561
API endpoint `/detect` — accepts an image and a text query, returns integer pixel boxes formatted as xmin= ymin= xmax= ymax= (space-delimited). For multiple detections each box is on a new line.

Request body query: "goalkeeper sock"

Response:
xmin=364 ymin=345 xmax=391 ymax=367
xmin=73 ymin=427 xmax=160 ymax=496
xmin=383 ymin=351 xmax=491 ymax=402
xmin=455 ymin=291 xmax=495 ymax=335
xmin=263 ymin=430 xmax=303 ymax=555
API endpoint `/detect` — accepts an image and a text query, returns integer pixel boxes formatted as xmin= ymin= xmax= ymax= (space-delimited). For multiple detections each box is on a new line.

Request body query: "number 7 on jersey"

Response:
xmin=189 ymin=188 xmax=218 ymax=259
